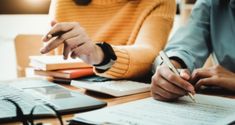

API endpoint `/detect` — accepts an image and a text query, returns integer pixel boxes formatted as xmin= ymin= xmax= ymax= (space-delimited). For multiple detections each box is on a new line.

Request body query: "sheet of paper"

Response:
xmin=74 ymin=94 xmax=235 ymax=125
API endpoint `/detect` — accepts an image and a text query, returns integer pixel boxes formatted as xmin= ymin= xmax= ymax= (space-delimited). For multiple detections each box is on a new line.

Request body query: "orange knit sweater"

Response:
xmin=53 ymin=0 xmax=175 ymax=79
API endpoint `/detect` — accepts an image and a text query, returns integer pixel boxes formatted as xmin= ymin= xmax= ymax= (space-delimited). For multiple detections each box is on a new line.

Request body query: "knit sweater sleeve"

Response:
xmin=94 ymin=0 xmax=176 ymax=79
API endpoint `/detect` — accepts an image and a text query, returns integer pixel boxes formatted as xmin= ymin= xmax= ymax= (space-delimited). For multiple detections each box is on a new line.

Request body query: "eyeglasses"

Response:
xmin=3 ymin=98 xmax=64 ymax=125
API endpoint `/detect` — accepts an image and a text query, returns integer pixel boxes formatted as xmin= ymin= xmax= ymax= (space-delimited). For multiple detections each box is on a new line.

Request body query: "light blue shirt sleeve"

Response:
xmin=165 ymin=0 xmax=212 ymax=72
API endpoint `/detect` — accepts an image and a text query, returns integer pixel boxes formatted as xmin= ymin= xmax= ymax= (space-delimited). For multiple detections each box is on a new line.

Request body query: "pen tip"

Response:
xmin=188 ymin=93 xmax=196 ymax=103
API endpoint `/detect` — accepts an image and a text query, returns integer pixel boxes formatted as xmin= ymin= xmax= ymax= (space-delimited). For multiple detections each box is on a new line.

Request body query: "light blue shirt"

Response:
xmin=162 ymin=0 xmax=235 ymax=73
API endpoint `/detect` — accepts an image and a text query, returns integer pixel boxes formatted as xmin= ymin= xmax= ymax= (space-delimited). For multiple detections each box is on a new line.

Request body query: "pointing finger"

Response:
xmin=41 ymin=37 xmax=64 ymax=54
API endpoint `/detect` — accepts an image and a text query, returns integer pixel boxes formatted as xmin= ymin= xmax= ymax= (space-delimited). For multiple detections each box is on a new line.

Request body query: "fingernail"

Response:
xmin=40 ymin=48 xmax=47 ymax=54
xmin=188 ymin=86 xmax=194 ymax=93
xmin=42 ymin=35 xmax=51 ymax=42
xmin=48 ymin=34 xmax=52 ymax=38
xmin=42 ymin=37 xmax=45 ymax=41
xmin=185 ymin=75 xmax=190 ymax=80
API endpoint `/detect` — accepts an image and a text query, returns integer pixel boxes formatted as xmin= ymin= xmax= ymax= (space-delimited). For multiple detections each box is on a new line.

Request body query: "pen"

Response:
xmin=47 ymin=31 xmax=67 ymax=39
xmin=159 ymin=51 xmax=196 ymax=103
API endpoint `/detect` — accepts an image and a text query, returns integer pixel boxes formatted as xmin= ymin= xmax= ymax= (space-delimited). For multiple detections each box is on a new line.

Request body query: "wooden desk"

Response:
xmin=7 ymin=83 xmax=235 ymax=125
xmin=7 ymin=84 xmax=151 ymax=125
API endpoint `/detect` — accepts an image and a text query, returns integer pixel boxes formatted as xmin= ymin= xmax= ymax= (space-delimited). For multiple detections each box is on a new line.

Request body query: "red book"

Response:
xmin=34 ymin=68 xmax=94 ymax=79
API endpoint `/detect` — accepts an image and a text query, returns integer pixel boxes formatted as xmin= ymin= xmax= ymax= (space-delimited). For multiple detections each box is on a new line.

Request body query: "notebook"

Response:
xmin=0 ymin=78 xmax=107 ymax=123
xmin=71 ymin=94 xmax=235 ymax=125
xmin=71 ymin=80 xmax=151 ymax=97
xmin=29 ymin=55 xmax=91 ymax=71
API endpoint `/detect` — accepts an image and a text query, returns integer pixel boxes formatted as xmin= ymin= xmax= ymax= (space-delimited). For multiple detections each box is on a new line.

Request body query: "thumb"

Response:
xmin=42 ymin=20 xmax=57 ymax=42
xmin=51 ymin=20 xmax=57 ymax=27
xmin=179 ymin=69 xmax=191 ymax=80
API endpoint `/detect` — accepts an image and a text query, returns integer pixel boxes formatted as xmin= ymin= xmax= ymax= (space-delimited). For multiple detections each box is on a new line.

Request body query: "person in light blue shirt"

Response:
xmin=151 ymin=0 xmax=235 ymax=101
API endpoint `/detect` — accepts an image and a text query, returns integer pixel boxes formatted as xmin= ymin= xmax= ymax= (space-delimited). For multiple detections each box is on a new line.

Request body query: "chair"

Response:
xmin=14 ymin=34 xmax=44 ymax=77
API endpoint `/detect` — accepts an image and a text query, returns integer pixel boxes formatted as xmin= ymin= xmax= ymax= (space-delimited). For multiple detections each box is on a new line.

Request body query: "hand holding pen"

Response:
xmin=40 ymin=21 xmax=105 ymax=65
xmin=151 ymin=51 xmax=196 ymax=102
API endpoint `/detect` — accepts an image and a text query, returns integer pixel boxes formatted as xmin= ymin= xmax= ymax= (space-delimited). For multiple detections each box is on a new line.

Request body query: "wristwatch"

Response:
xmin=94 ymin=42 xmax=117 ymax=70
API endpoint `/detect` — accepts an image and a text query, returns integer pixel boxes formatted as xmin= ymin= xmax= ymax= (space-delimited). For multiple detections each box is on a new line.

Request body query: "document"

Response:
xmin=73 ymin=94 xmax=235 ymax=125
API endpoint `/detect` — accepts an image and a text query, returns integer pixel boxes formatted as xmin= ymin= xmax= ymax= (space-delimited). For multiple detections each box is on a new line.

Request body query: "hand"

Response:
xmin=151 ymin=64 xmax=195 ymax=101
xmin=40 ymin=21 xmax=104 ymax=65
xmin=192 ymin=65 xmax=235 ymax=91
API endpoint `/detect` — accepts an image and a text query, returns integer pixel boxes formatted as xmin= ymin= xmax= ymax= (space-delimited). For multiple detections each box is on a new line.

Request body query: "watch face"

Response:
xmin=94 ymin=42 xmax=117 ymax=67
xmin=108 ymin=47 xmax=117 ymax=60
xmin=102 ymin=42 xmax=117 ymax=60
xmin=74 ymin=0 xmax=92 ymax=5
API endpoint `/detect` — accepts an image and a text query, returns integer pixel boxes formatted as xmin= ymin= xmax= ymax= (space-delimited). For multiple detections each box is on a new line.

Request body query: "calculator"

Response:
xmin=71 ymin=80 xmax=151 ymax=97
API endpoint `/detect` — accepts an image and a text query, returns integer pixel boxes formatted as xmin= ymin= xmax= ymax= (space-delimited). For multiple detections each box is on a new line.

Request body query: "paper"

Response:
xmin=74 ymin=94 xmax=235 ymax=125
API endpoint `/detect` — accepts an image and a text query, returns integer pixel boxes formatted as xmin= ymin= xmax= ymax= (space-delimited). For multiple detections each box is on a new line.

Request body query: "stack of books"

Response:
xmin=29 ymin=55 xmax=94 ymax=83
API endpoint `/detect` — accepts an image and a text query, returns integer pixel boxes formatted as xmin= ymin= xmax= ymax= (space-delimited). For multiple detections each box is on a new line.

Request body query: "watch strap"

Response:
xmin=94 ymin=42 xmax=117 ymax=70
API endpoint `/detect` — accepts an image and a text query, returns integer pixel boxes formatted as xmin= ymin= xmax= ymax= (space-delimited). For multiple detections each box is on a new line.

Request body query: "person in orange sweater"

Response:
xmin=41 ymin=0 xmax=175 ymax=79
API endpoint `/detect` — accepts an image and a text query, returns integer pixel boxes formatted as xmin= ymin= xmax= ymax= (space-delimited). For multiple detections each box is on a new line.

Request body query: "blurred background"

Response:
xmin=0 ymin=0 xmax=52 ymax=80
xmin=0 ymin=0 xmax=50 ymax=14
xmin=0 ymin=0 xmax=196 ymax=81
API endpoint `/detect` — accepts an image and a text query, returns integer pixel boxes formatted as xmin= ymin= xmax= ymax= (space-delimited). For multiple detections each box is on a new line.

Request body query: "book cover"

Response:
xmin=29 ymin=55 xmax=91 ymax=71
xmin=34 ymin=68 xmax=94 ymax=79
